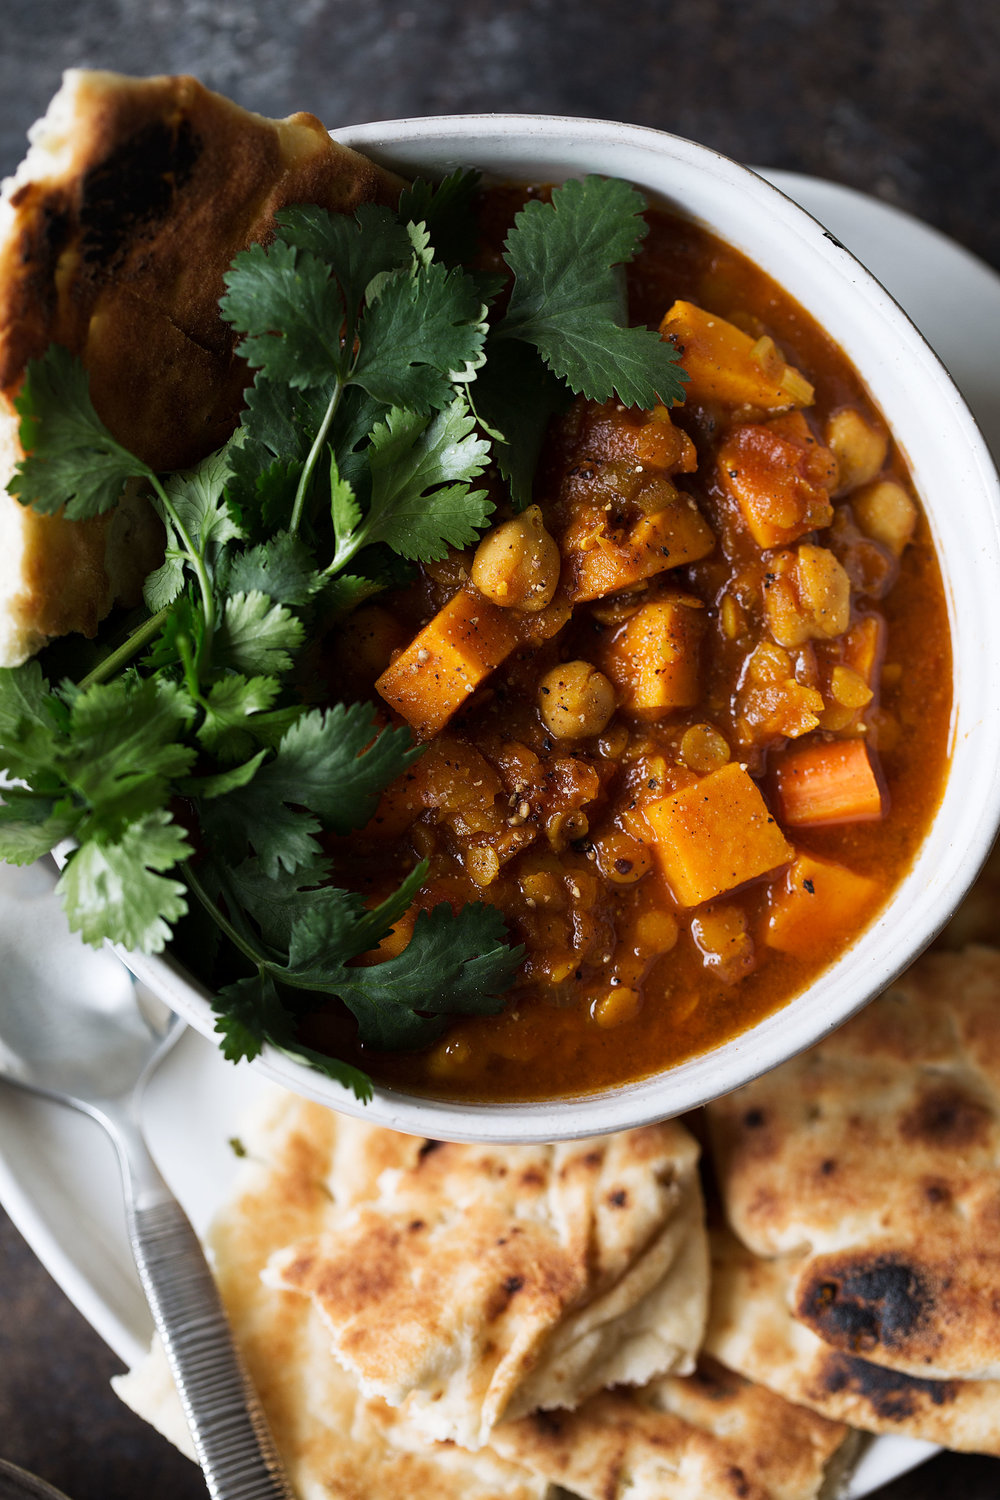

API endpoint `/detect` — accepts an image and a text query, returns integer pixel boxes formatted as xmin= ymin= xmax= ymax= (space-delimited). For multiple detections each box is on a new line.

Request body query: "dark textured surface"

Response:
xmin=1 ymin=2 xmax=999 ymax=1497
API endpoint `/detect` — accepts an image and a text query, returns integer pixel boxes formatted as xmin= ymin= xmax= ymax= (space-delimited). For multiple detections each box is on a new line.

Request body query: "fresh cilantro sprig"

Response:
xmin=0 ymin=167 xmax=687 ymax=1094
xmin=497 ymin=175 xmax=687 ymax=407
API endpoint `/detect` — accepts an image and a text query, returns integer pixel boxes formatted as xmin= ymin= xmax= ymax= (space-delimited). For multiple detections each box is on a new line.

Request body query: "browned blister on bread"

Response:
xmin=705 ymin=1228 xmax=1000 ymax=1456
xmin=265 ymin=1122 xmax=709 ymax=1448
xmin=0 ymin=68 xmax=403 ymax=664
xmin=116 ymin=1088 xmax=852 ymax=1500
xmin=114 ymin=1091 xmax=553 ymax=1500
xmin=706 ymin=946 xmax=1000 ymax=1380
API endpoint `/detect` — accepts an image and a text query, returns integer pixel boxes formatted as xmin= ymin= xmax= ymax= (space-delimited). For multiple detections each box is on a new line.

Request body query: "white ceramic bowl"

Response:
xmin=124 ymin=115 xmax=1000 ymax=1142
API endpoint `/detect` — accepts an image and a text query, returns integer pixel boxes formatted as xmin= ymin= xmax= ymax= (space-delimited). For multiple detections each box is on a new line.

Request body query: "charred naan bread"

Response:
xmin=116 ymin=1087 xmax=848 ymax=1500
xmin=705 ymin=1229 xmax=1000 ymax=1455
xmin=706 ymin=946 xmax=1000 ymax=1381
xmin=491 ymin=1357 xmax=855 ymax=1500
xmin=265 ymin=1121 xmax=708 ymax=1448
xmin=0 ymin=68 xmax=401 ymax=665
xmin=114 ymin=1089 xmax=551 ymax=1500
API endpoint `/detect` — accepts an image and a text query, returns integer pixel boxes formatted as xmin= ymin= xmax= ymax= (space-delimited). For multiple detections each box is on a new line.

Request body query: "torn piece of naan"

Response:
xmin=0 ymin=68 xmax=401 ymax=665
xmin=490 ymin=1357 xmax=856 ymax=1500
xmin=706 ymin=946 xmax=1000 ymax=1381
xmin=265 ymin=1120 xmax=708 ymax=1448
xmin=113 ymin=1089 xmax=552 ymax=1500
xmin=115 ymin=1087 xmax=847 ymax=1500
xmin=704 ymin=1229 xmax=1000 ymax=1456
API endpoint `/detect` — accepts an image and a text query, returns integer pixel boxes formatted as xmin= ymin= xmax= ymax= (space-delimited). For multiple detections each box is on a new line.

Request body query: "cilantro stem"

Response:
xmin=184 ymin=859 xmax=273 ymax=971
xmin=148 ymin=475 xmax=216 ymax=642
xmin=78 ymin=605 xmax=171 ymax=689
xmin=289 ymin=377 xmax=344 ymax=537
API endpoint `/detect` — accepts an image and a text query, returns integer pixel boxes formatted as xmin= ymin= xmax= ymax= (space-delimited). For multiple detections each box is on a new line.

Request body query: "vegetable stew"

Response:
xmin=304 ymin=196 xmax=952 ymax=1100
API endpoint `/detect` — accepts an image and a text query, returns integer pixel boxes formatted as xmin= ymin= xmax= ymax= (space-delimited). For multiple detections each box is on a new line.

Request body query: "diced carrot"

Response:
xmin=375 ymin=586 xmax=520 ymax=738
xmin=766 ymin=851 xmax=880 ymax=958
xmin=659 ymin=300 xmax=814 ymax=410
xmin=718 ymin=414 xmax=837 ymax=548
xmin=773 ymin=738 xmax=885 ymax=827
xmin=565 ymin=486 xmax=715 ymax=602
xmin=644 ymin=761 xmax=792 ymax=908
xmin=603 ymin=595 xmax=705 ymax=717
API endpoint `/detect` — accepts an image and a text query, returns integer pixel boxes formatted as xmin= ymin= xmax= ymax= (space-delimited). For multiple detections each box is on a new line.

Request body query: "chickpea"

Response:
xmin=538 ymin=660 xmax=617 ymax=740
xmin=591 ymin=986 xmax=642 ymax=1029
xmin=471 ymin=505 xmax=561 ymax=612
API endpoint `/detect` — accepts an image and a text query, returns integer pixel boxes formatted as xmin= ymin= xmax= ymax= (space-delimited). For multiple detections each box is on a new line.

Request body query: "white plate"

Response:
xmin=3 ymin=171 xmax=998 ymax=1494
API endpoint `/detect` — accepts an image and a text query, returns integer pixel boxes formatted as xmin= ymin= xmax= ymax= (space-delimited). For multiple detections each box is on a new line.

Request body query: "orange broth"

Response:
xmin=300 ymin=193 xmax=952 ymax=1100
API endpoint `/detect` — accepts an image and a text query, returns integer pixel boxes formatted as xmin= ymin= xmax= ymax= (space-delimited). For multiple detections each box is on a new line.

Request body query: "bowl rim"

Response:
xmin=120 ymin=113 xmax=1000 ymax=1142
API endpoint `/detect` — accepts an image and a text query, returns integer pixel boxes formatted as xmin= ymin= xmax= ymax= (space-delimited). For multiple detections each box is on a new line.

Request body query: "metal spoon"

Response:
xmin=0 ymin=859 xmax=295 ymax=1500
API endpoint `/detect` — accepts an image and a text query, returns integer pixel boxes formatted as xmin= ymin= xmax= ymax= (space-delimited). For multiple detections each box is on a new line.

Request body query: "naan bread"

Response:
xmin=0 ymin=68 xmax=401 ymax=664
xmin=491 ymin=1357 xmax=855 ymax=1500
xmin=706 ymin=946 xmax=1000 ymax=1380
xmin=115 ymin=1086 xmax=847 ymax=1500
xmin=265 ymin=1121 xmax=708 ymax=1447
xmin=705 ymin=1229 xmax=1000 ymax=1455
xmin=114 ymin=1089 xmax=551 ymax=1500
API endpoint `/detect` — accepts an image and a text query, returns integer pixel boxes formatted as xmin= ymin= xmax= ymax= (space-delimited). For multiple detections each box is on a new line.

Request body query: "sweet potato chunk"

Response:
xmin=376 ymin=587 xmax=521 ymax=738
xmin=603 ymin=595 xmax=705 ymax=717
xmin=644 ymin=762 xmax=792 ymax=908
xmin=564 ymin=486 xmax=715 ymax=602
xmin=659 ymin=300 xmax=814 ymax=410
xmin=719 ymin=412 xmax=837 ymax=548
xmin=766 ymin=851 xmax=880 ymax=957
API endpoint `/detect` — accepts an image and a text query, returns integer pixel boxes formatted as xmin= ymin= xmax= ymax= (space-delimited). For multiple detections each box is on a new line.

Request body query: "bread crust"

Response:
xmin=707 ymin=946 xmax=1000 ymax=1381
xmin=0 ymin=69 xmax=403 ymax=664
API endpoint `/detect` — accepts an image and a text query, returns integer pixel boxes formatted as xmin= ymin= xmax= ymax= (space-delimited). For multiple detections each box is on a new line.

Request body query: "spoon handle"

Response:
xmin=127 ymin=1190 xmax=296 ymax=1499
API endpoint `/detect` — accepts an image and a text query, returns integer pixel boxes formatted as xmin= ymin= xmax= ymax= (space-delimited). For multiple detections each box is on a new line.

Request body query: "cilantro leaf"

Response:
xmin=316 ymin=573 xmax=383 ymax=620
xmin=215 ymin=856 xmax=334 ymax=952
xmin=268 ymin=860 xmax=428 ymax=973
xmin=275 ymin=203 xmax=412 ymax=324
xmin=221 ymin=241 xmax=348 ymax=388
xmin=353 ymin=260 xmax=488 ymax=412
xmin=471 ymin=340 xmax=571 ymax=511
xmin=57 ymin=809 xmax=191 ymax=952
xmin=143 ymin=447 xmax=242 ymax=610
xmin=213 ymin=591 xmax=305 ymax=676
xmin=0 ymin=792 xmax=79 ymax=865
xmin=9 ymin=346 xmax=152 ymax=519
xmin=203 ymin=704 xmax=419 ymax=876
xmin=252 ymin=704 xmax=421 ymax=836
xmin=220 ymin=532 xmax=324 ymax=608
xmin=292 ymin=901 xmax=521 ymax=1051
xmin=0 ymin=663 xmax=62 ymax=783
xmin=196 ymin=674 xmax=283 ymax=760
xmin=497 ymin=176 xmax=687 ymax=407
xmin=161 ymin=447 xmax=243 ymax=553
xmin=67 ymin=677 xmax=197 ymax=827
xmin=212 ymin=971 xmax=373 ymax=1099
xmin=360 ymin=399 xmax=493 ymax=560
xmin=202 ymin=786 xmax=320 ymax=879
xmin=179 ymin=750 xmax=269 ymax=800
xmin=328 ymin=449 xmax=362 ymax=553
xmin=398 ymin=170 xmax=483 ymax=268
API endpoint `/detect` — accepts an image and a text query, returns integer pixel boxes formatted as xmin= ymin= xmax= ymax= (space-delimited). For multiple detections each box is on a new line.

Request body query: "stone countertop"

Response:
xmin=1 ymin=2 xmax=999 ymax=1497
